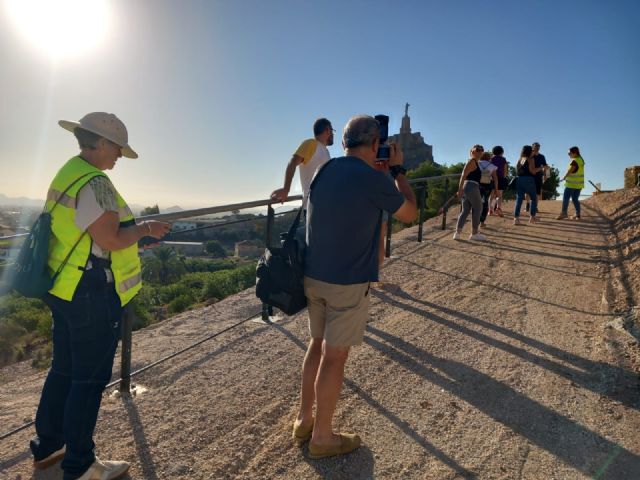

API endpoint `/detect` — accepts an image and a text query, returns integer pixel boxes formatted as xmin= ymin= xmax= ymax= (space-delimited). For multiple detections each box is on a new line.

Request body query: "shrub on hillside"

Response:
xmin=168 ymin=294 xmax=195 ymax=314
xmin=202 ymin=264 xmax=255 ymax=301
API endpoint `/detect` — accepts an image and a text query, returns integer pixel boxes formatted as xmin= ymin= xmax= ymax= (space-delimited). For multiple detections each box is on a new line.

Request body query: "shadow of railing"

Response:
xmin=364 ymin=325 xmax=639 ymax=479
xmin=370 ymin=288 xmax=639 ymax=410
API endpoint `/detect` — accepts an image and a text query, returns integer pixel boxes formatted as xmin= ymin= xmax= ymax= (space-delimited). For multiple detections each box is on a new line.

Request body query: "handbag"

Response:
xmin=255 ymin=208 xmax=307 ymax=315
xmin=9 ymin=173 xmax=93 ymax=298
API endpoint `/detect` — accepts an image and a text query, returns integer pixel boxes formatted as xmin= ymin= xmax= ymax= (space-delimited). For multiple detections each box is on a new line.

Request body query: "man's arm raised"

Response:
xmin=388 ymin=143 xmax=417 ymax=223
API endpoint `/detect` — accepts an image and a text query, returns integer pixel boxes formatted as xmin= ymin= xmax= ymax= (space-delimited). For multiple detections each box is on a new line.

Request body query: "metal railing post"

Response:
xmin=417 ymin=183 xmax=426 ymax=242
xmin=265 ymin=204 xmax=275 ymax=248
xmin=262 ymin=205 xmax=275 ymax=321
xmin=442 ymin=178 xmax=450 ymax=230
xmin=120 ymin=306 xmax=133 ymax=394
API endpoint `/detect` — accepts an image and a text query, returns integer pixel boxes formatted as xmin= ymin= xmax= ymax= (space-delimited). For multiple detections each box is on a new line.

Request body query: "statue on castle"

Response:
xmin=388 ymin=102 xmax=437 ymax=170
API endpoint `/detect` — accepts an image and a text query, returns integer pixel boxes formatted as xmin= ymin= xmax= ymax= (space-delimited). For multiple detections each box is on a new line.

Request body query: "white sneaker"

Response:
xmin=77 ymin=458 xmax=130 ymax=480
xmin=452 ymin=231 xmax=462 ymax=240
xmin=469 ymin=233 xmax=487 ymax=241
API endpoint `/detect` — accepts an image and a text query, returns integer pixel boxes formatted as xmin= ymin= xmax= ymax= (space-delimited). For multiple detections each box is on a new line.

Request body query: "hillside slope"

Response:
xmin=1 ymin=196 xmax=639 ymax=480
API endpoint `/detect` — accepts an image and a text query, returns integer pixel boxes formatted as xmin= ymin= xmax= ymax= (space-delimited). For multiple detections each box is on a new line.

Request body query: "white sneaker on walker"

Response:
xmin=77 ymin=457 xmax=130 ymax=480
xmin=469 ymin=233 xmax=487 ymax=241
xmin=452 ymin=231 xmax=462 ymax=240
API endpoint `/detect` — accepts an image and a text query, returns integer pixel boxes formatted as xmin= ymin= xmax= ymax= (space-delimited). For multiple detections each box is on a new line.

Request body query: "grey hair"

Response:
xmin=343 ymin=115 xmax=380 ymax=149
xmin=74 ymin=127 xmax=101 ymax=150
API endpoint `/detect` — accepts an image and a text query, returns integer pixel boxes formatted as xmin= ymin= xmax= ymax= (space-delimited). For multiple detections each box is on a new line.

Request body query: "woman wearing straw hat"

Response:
xmin=30 ymin=112 xmax=170 ymax=480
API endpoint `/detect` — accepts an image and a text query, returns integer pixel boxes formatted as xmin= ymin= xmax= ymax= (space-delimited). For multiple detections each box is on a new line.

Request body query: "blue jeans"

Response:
xmin=562 ymin=187 xmax=581 ymax=216
xmin=30 ymin=274 xmax=123 ymax=480
xmin=514 ymin=176 xmax=538 ymax=218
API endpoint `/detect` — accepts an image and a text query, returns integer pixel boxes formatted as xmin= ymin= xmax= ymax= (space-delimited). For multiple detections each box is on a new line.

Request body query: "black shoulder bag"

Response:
xmin=9 ymin=173 xmax=94 ymax=298
xmin=255 ymin=208 xmax=306 ymax=315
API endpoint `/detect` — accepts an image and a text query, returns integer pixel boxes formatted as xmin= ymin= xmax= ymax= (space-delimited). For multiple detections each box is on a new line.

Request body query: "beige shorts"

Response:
xmin=304 ymin=276 xmax=370 ymax=347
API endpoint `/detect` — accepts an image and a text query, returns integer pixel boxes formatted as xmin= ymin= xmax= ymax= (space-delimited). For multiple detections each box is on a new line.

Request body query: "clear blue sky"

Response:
xmin=1 ymin=0 xmax=638 ymax=208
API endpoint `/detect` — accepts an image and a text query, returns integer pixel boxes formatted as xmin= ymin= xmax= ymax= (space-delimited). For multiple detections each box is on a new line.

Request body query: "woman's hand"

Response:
xmin=142 ymin=220 xmax=171 ymax=239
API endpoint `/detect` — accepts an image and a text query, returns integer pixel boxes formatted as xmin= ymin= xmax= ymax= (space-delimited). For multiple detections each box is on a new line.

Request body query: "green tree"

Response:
xmin=205 ymin=240 xmax=227 ymax=258
xmin=140 ymin=204 xmax=160 ymax=216
xmin=141 ymin=246 xmax=186 ymax=284
xmin=542 ymin=166 xmax=561 ymax=199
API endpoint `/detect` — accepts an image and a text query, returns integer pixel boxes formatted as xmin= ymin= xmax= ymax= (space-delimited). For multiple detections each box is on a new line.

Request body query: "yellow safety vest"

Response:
xmin=565 ymin=156 xmax=585 ymax=189
xmin=46 ymin=156 xmax=142 ymax=305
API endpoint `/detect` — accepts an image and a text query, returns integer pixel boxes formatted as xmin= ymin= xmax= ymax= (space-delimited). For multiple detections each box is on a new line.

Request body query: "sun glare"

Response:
xmin=4 ymin=0 xmax=111 ymax=60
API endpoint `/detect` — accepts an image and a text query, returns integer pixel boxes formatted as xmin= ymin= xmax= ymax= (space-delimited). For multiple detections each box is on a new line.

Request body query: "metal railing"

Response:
xmin=0 ymin=175 xmax=464 ymax=442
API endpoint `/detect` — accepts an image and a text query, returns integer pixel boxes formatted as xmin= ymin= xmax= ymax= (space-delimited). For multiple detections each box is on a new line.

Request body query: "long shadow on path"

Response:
xmin=365 ymin=325 xmax=640 ymax=479
xmin=270 ymin=322 xmax=477 ymax=479
xmin=424 ymin=241 xmax=601 ymax=279
xmin=121 ymin=394 xmax=159 ymax=480
xmin=371 ymin=289 xmax=640 ymax=410
xmin=400 ymin=258 xmax=613 ymax=317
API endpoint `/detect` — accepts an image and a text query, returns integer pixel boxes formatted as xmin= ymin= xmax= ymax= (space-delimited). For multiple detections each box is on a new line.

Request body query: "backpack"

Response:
xmin=255 ymin=208 xmax=307 ymax=315
xmin=9 ymin=173 xmax=93 ymax=298
xmin=479 ymin=161 xmax=495 ymax=185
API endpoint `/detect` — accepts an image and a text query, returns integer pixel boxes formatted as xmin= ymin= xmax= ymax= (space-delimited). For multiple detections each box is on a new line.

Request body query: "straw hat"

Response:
xmin=59 ymin=112 xmax=138 ymax=158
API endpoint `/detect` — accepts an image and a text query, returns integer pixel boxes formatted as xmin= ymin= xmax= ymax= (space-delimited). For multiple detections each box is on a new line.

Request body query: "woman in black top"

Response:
xmin=454 ymin=144 xmax=486 ymax=241
xmin=514 ymin=145 xmax=542 ymax=224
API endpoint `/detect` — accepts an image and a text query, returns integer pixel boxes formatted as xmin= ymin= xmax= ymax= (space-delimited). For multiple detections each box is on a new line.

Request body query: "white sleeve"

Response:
xmin=74 ymin=184 xmax=107 ymax=231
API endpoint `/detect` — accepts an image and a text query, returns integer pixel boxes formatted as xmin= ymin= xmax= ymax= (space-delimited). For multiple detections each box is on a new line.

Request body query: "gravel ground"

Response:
xmin=1 ymin=196 xmax=639 ymax=480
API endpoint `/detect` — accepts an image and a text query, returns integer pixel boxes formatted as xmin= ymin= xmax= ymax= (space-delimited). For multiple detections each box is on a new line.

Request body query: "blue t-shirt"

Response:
xmin=305 ymin=156 xmax=405 ymax=285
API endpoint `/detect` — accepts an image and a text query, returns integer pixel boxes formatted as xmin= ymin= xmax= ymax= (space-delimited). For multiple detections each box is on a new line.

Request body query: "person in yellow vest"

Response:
xmin=556 ymin=146 xmax=585 ymax=220
xmin=30 ymin=112 xmax=170 ymax=480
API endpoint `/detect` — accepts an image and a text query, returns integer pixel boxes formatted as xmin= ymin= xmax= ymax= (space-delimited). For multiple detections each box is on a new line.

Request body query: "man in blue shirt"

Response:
xmin=292 ymin=115 xmax=417 ymax=459
xmin=527 ymin=141 xmax=548 ymax=211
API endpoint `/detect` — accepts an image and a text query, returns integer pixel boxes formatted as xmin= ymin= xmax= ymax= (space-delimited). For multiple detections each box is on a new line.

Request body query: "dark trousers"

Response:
xmin=479 ymin=184 xmax=493 ymax=223
xmin=514 ymin=176 xmax=538 ymax=217
xmin=30 ymin=275 xmax=123 ymax=480
xmin=562 ymin=187 xmax=582 ymax=216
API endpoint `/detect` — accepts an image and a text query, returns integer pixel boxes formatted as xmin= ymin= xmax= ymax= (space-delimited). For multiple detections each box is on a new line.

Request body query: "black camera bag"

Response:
xmin=255 ymin=208 xmax=306 ymax=315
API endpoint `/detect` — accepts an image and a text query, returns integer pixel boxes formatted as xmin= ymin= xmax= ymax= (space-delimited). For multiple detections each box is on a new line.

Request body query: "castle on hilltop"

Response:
xmin=387 ymin=103 xmax=438 ymax=171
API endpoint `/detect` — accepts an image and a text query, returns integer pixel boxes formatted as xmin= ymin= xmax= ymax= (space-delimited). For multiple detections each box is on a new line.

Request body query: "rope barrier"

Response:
xmin=0 ymin=308 xmax=263 ymax=442
xmin=165 ymin=210 xmax=296 ymax=239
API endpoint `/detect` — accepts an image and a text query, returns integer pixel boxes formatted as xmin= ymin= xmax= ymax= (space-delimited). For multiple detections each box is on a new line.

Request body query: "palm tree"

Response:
xmin=141 ymin=246 xmax=185 ymax=284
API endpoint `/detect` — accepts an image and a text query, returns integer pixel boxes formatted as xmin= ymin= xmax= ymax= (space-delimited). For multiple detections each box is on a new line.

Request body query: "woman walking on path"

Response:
xmin=556 ymin=146 xmax=585 ymax=220
xmin=478 ymin=152 xmax=499 ymax=228
xmin=489 ymin=146 xmax=508 ymax=216
xmin=513 ymin=145 xmax=542 ymax=225
xmin=453 ymin=144 xmax=487 ymax=241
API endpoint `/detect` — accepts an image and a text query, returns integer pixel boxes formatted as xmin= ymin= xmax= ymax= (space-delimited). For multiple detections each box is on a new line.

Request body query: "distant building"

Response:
xmin=171 ymin=221 xmax=198 ymax=238
xmin=161 ymin=241 xmax=204 ymax=256
xmin=387 ymin=103 xmax=438 ymax=171
xmin=0 ymin=224 xmax=15 ymax=237
xmin=234 ymin=240 xmax=262 ymax=258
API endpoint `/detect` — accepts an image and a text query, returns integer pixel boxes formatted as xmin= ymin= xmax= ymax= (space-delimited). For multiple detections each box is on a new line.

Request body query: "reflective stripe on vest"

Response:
xmin=46 ymin=156 xmax=142 ymax=305
xmin=565 ymin=156 xmax=585 ymax=189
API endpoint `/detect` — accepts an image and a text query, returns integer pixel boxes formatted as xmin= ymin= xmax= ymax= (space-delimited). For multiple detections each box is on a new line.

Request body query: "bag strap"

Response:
xmin=47 ymin=172 xmax=100 ymax=215
xmin=284 ymin=208 xmax=303 ymax=241
xmin=309 ymin=158 xmax=334 ymax=191
xmin=281 ymin=158 xmax=335 ymax=243
xmin=51 ymin=231 xmax=87 ymax=282
xmin=47 ymin=171 xmax=103 ymax=280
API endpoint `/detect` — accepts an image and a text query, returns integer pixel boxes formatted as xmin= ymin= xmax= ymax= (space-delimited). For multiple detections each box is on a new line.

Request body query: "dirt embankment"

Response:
xmin=586 ymin=188 xmax=640 ymax=312
xmin=0 ymin=195 xmax=639 ymax=480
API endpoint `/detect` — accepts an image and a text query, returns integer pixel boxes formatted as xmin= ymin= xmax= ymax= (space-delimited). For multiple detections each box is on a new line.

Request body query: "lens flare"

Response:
xmin=4 ymin=0 xmax=111 ymax=60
